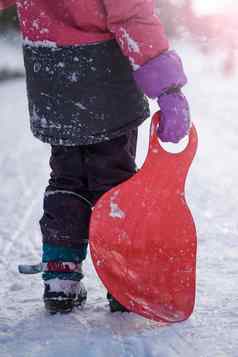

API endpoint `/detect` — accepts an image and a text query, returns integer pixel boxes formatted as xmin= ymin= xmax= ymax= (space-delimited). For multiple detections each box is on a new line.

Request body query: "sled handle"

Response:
xmin=149 ymin=111 xmax=198 ymax=165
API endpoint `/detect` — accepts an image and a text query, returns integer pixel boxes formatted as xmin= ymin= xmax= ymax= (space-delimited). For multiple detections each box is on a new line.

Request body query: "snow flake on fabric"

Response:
xmin=32 ymin=105 xmax=48 ymax=128
xmin=119 ymin=27 xmax=140 ymax=54
xmin=74 ymin=102 xmax=87 ymax=110
xmin=118 ymin=27 xmax=141 ymax=69
xmin=46 ymin=278 xmax=79 ymax=294
xmin=68 ymin=72 xmax=78 ymax=83
xmin=129 ymin=57 xmax=140 ymax=71
xmin=23 ymin=37 xmax=57 ymax=48
xmin=23 ymin=39 xmax=149 ymax=145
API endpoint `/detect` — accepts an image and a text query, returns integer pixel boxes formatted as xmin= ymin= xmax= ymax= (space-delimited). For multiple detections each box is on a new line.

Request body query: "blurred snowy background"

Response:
xmin=0 ymin=1 xmax=238 ymax=357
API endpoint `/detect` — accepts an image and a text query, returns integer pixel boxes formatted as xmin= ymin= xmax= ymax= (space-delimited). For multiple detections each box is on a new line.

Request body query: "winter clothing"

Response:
xmin=107 ymin=292 xmax=129 ymax=313
xmin=40 ymin=128 xmax=137 ymax=247
xmin=133 ymin=50 xmax=191 ymax=142
xmin=0 ymin=1 xmax=191 ymax=145
xmin=133 ymin=51 xmax=187 ymax=98
xmin=0 ymin=0 xmax=169 ymax=145
xmin=0 ymin=0 xmax=15 ymax=10
xmin=15 ymin=0 xmax=169 ymax=65
xmin=157 ymin=91 xmax=190 ymax=143
xmin=101 ymin=0 xmax=169 ymax=66
xmin=40 ymin=129 xmax=138 ymax=290
xmin=42 ymin=245 xmax=86 ymax=282
xmin=43 ymin=279 xmax=87 ymax=314
xmin=23 ymin=40 xmax=149 ymax=145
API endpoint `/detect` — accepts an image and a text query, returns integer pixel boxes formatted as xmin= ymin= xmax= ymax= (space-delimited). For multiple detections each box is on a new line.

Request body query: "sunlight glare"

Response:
xmin=193 ymin=0 xmax=236 ymax=14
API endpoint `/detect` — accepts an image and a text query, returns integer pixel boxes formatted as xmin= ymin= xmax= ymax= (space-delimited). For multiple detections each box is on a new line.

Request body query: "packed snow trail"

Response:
xmin=0 ymin=43 xmax=237 ymax=356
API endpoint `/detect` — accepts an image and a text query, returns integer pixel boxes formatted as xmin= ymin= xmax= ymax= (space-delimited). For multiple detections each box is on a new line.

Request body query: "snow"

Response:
xmin=119 ymin=27 xmax=140 ymax=54
xmin=0 ymin=32 xmax=24 ymax=72
xmin=110 ymin=191 xmax=126 ymax=219
xmin=23 ymin=37 xmax=57 ymax=48
xmin=118 ymin=27 xmax=141 ymax=70
xmin=45 ymin=279 xmax=81 ymax=295
xmin=109 ymin=202 xmax=125 ymax=219
xmin=0 ymin=40 xmax=238 ymax=356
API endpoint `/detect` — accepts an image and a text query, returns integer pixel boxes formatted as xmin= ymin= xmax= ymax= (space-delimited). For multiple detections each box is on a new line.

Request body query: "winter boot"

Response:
xmin=42 ymin=261 xmax=87 ymax=314
xmin=43 ymin=278 xmax=87 ymax=314
xmin=107 ymin=292 xmax=129 ymax=313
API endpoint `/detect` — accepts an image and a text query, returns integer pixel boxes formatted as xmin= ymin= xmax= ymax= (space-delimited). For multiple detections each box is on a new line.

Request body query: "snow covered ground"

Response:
xmin=0 ymin=39 xmax=237 ymax=356
xmin=0 ymin=32 xmax=23 ymax=72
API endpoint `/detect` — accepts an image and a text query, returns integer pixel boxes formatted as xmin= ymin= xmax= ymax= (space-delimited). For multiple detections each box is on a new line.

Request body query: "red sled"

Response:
xmin=89 ymin=112 xmax=198 ymax=323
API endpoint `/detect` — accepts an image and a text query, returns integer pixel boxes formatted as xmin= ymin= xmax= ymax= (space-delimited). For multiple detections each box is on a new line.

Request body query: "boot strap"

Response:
xmin=43 ymin=261 xmax=82 ymax=273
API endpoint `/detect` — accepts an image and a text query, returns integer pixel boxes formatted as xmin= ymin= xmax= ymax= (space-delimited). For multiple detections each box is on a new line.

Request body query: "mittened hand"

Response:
xmin=133 ymin=50 xmax=191 ymax=143
xmin=157 ymin=91 xmax=191 ymax=143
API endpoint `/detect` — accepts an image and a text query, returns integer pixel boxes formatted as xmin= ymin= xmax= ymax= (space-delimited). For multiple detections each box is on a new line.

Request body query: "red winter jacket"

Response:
xmin=0 ymin=0 xmax=169 ymax=67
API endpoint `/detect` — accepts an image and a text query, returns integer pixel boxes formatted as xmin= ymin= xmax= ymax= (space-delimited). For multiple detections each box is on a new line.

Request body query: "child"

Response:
xmin=0 ymin=0 xmax=190 ymax=314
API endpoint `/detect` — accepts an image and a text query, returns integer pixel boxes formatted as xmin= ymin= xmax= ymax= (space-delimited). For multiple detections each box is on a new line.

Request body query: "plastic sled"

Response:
xmin=89 ymin=112 xmax=198 ymax=323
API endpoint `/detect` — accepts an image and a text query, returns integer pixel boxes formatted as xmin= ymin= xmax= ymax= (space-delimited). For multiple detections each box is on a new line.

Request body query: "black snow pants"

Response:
xmin=40 ymin=128 xmax=138 ymax=266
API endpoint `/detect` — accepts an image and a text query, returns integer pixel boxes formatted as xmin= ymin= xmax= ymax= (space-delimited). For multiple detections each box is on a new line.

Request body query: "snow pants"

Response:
xmin=40 ymin=129 xmax=138 ymax=281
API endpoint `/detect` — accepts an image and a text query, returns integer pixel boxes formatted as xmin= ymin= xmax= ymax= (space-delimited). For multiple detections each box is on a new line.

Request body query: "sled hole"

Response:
xmin=158 ymin=135 xmax=189 ymax=154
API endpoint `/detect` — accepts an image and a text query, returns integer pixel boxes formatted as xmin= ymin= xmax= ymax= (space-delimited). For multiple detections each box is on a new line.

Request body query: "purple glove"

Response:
xmin=133 ymin=50 xmax=191 ymax=143
xmin=158 ymin=91 xmax=190 ymax=143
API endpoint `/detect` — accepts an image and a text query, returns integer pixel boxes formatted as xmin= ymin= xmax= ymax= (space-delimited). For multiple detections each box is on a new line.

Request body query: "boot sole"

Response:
xmin=44 ymin=292 xmax=87 ymax=314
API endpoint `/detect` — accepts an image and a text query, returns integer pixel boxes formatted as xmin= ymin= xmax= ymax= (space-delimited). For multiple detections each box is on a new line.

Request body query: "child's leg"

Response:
xmin=85 ymin=128 xmax=138 ymax=312
xmin=40 ymin=128 xmax=138 ymax=313
xmin=85 ymin=128 xmax=138 ymax=204
xmin=40 ymin=146 xmax=91 ymax=313
xmin=41 ymin=145 xmax=92 ymax=253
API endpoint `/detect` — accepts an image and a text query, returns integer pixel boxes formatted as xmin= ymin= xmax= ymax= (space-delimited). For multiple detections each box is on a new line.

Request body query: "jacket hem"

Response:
xmin=31 ymin=115 xmax=149 ymax=146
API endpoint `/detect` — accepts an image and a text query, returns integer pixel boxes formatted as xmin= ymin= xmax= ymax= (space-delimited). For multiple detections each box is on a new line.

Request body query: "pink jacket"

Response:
xmin=0 ymin=0 xmax=169 ymax=67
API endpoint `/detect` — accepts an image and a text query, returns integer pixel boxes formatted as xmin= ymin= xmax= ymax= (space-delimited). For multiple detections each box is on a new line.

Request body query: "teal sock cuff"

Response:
xmin=42 ymin=243 xmax=88 ymax=263
xmin=42 ymin=243 xmax=88 ymax=282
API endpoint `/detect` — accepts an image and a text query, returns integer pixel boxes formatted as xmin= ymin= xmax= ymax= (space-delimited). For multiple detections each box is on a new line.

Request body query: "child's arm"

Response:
xmin=103 ymin=0 xmax=169 ymax=68
xmin=0 ymin=0 xmax=15 ymax=11
xmin=104 ymin=0 xmax=190 ymax=143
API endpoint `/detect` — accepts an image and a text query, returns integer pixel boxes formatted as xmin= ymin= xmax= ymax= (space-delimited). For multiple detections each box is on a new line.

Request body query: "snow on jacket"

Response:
xmin=1 ymin=0 xmax=169 ymax=145
xmin=1 ymin=0 xmax=169 ymax=68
